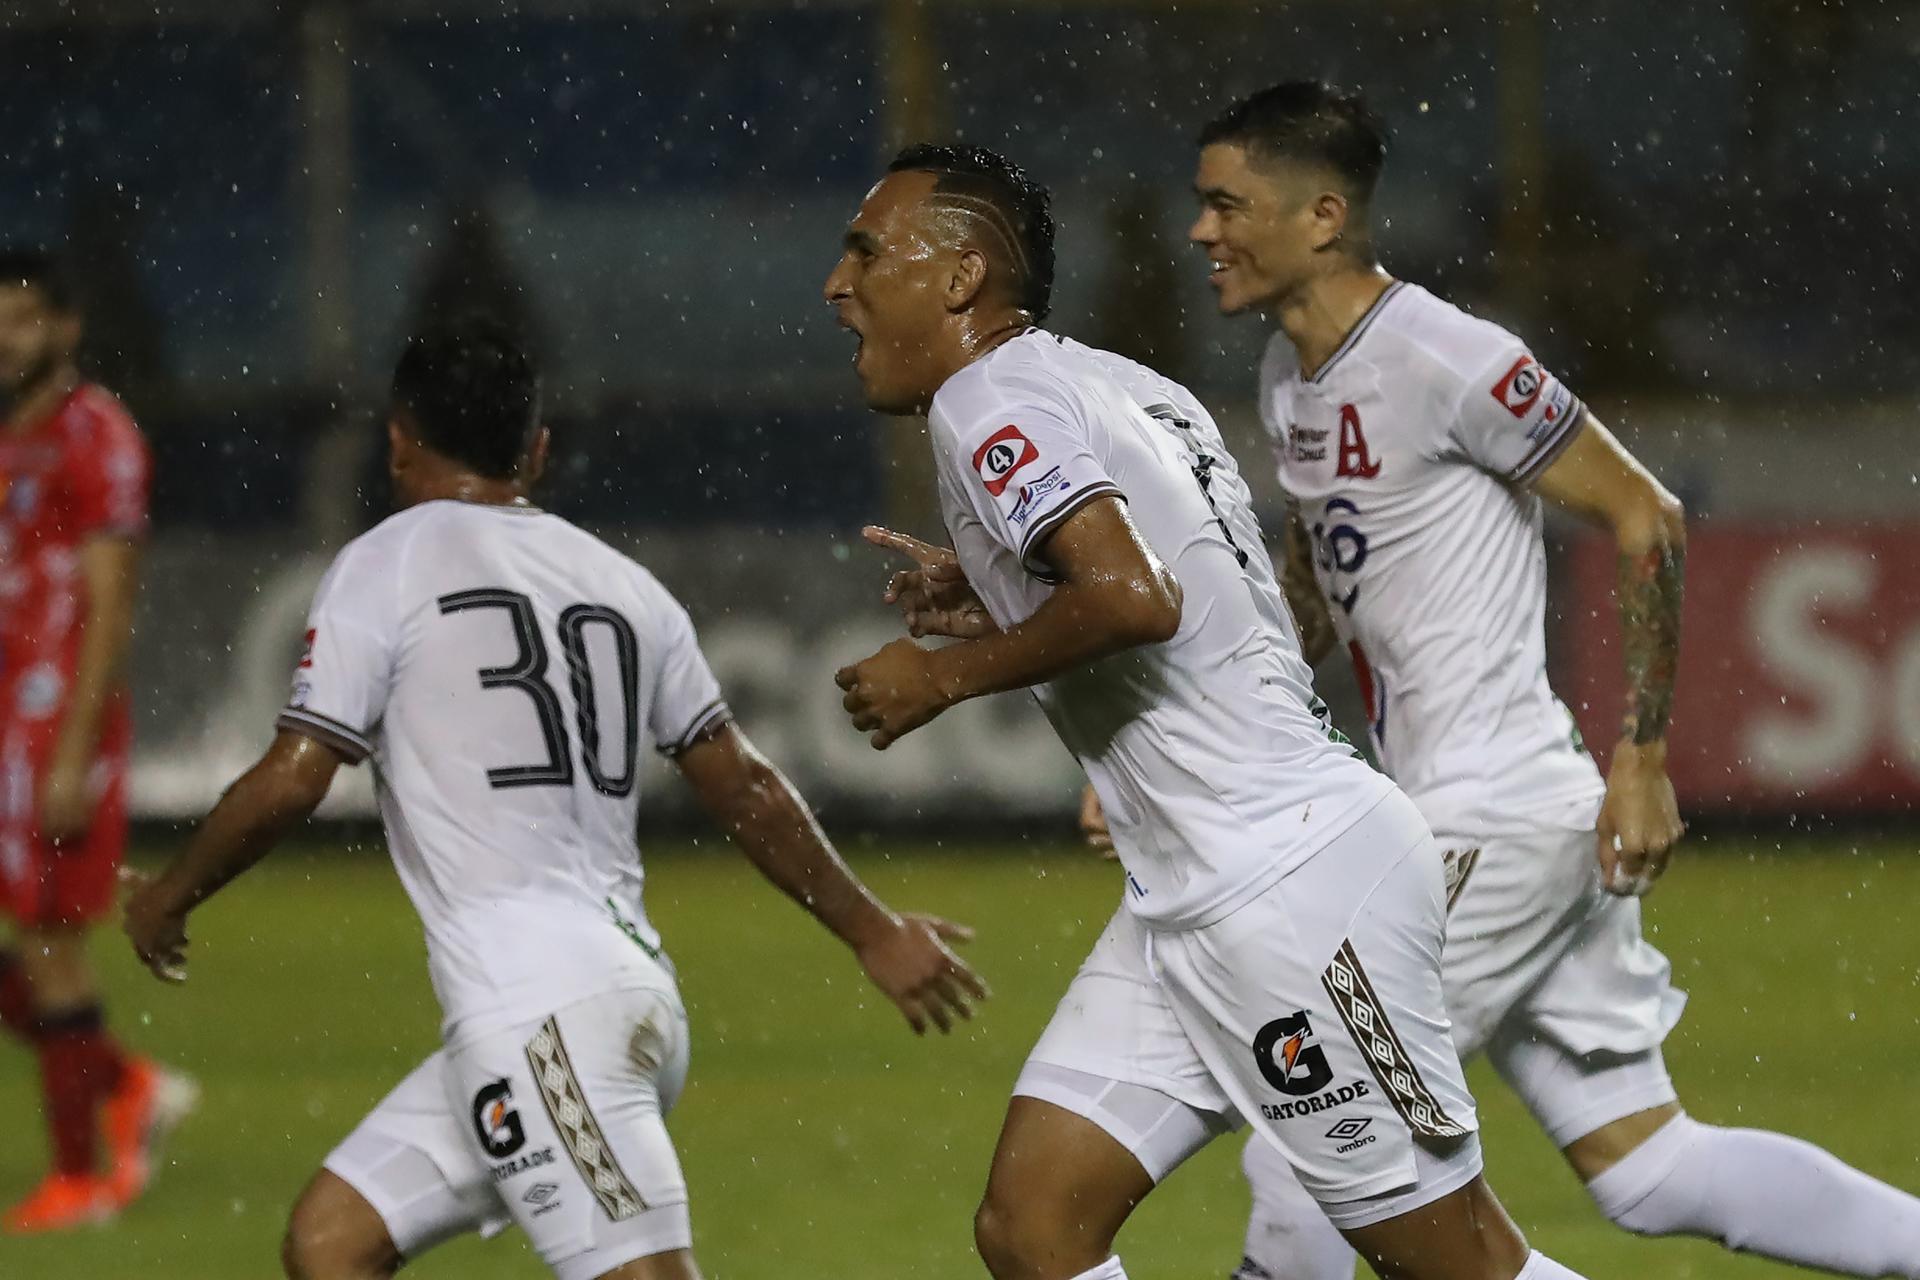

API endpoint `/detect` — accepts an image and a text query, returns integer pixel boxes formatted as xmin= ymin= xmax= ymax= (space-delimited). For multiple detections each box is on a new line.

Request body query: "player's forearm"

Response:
xmin=148 ymin=759 xmax=327 ymax=916
xmin=1279 ymin=515 xmax=1336 ymax=666
xmin=1615 ymin=498 xmax=1687 ymax=746
xmin=50 ymin=593 xmax=134 ymax=769
xmin=927 ymin=573 xmax=1180 ymax=706
xmin=707 ymin=753 xmax=898 ymax=949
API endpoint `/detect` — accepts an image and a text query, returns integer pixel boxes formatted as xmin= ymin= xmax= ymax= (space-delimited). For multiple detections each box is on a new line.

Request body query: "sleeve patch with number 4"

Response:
xmin=972 ymin=425 xmax=1039 ymax=497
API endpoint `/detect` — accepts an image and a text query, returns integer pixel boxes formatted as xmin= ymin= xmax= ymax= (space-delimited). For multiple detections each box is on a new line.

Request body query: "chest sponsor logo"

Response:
xmin=972 ymin=425 xmax=1039 ymax=497
xmin=471 ymin=1078 xmax=527 ymax=1158
xmin=1335 ymin=405 xmax=1381 ymax=479
xmin=1490 ymin=355 xmax=1545 ymax=418
xmin=1286 ymin=423 xmax=1329 ymax=463
xmin=1006 ymin=465 xmax=1070 ymax=527
xmin=15 ymin=665 xmax=65 ymax=719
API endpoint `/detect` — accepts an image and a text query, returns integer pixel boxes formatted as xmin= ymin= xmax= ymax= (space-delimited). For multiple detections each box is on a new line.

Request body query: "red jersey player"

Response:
xmin=0 ymin=250 xmax=194 ymax=1233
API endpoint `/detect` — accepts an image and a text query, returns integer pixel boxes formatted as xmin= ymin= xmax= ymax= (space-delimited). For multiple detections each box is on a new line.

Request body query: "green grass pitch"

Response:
xmin=2 ymin=832 xmax=1916 ymax=1277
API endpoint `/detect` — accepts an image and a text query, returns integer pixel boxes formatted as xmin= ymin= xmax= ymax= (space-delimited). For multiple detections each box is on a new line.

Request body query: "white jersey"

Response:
xmin=280 ymin=500 xmax=728 ymax=1047
xmin=930 ymin=331 xmax=1394 ymax=931
xmin=1260 ymin=281 xmax=1604 ymax=837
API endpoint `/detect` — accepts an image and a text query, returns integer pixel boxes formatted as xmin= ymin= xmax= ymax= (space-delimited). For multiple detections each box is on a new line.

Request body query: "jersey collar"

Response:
xmin=1307 ymin=280 xmax=1406 ymax=385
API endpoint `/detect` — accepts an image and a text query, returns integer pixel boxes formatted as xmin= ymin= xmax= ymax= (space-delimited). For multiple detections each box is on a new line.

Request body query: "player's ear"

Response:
xmin=947 ymin=247 xmax=990 ymax=312
xmin=386 ymin=418 xmax=415 ymax=479
xmin=1308 ymin=189 xmax=1350 ymax=253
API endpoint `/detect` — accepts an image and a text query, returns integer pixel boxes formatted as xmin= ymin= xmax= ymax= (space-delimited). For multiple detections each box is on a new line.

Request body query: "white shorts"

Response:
xmin=1017 ymin=791 xmax=1483 ymax=1228
xmin=324 ymin=982 xmax=693 ymax=1280
xmin=1438 ymin=824 xmax=1686 ymax=1143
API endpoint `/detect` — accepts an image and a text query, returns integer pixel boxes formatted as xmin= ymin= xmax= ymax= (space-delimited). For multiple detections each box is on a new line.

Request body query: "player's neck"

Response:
xmin=404 ymin=469 xmax=532 ymax=509
xmin=942 ymin=311 xmax=1034 ymax=388
xmin=1 ymin=366 xmax=79 ymax=435
xmin=1273 ymin=267 xmax=1394 ymax=379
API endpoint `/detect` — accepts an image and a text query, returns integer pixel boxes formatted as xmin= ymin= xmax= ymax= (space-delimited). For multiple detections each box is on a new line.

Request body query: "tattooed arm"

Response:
xmin=1279 ymin=505 xmax=1338 ymax=666
xmin=1534 ymin=412 xmax=1687 ymax=896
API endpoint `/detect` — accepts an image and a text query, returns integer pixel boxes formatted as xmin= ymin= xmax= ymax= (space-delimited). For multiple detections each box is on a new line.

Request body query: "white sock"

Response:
xmin=1237 ymin=1134 xmax=1357 ymax=1280
xmin=1065 ymin=1258 xmax=1128 ymax=1280
xmin=1515 ymin=1251 xmax=1588 ymax=1278
xmin=1586 ymin=1114 xmax=1920 ymax=1277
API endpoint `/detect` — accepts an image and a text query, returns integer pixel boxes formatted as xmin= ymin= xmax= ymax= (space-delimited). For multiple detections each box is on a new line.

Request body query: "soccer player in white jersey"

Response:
xmin=1184 ymin=81 xmax=1920 ymax=1279
xmin=826 ymin=143 xmax=1593 ymax=1280
xmin=121 ymin=321 xmax=986 ymax=1280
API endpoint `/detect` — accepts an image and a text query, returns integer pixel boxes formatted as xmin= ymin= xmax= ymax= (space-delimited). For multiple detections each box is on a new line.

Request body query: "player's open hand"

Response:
xmin=1597 ymin=741 xmax=1685 ymax=896
xmin=862 ymin=526 xmax=998 ymax=640
xmin=836 ymin=637 xmax=953 ymax=749
xmin=854 ymin=911 xmax=990 ymax=1035
xmin=120 ymin=866 xmax=190 ymax=983
xmin=1079 ymin=784 xmax=1118 ymax=860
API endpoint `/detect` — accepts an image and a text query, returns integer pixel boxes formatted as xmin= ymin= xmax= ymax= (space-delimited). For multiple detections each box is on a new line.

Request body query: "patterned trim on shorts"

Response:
xmin=1443 ymin=846 xmax=1482 ymax=914
xmin=1321 ymin=940 xmax=1469 ymax=1140
xmin=523 ymin=1016 xmax=646 ymax=1221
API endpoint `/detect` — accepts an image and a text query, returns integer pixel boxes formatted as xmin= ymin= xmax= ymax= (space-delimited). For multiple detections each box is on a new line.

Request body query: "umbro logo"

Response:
xmin=522 ymin=1181 xmax=563 ymax=1217
xmin=1326 ymin=1116 xmax=1377 ymax=1154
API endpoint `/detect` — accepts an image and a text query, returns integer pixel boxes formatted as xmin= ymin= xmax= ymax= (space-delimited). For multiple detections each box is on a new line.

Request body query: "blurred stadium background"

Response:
xmin=2 ymin=0 xmax=1917 ymax=1276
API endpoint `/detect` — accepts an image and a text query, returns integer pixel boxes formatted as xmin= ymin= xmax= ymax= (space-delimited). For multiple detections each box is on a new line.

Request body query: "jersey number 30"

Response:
xmin=437 ymin=588 xmax=640 ymax=797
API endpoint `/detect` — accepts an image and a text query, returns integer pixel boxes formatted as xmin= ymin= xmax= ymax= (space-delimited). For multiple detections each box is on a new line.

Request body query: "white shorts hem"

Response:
xmin=1317 ymin=1139 xmax=1485 ymax=1230
xmin=548 ymin=1201 xmax=694 ymax=1280
xmin=1539 ymin=1076 xmax=1680 ymax=1149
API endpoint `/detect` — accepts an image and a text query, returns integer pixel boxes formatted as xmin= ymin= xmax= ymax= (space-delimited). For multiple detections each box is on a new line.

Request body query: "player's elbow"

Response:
xmin=245 ymin=756 xmax=336 ymax=823
xmin=1107 ymin=566 xmax=1183 ymax=646
xmin=1616 ymin=486 xmax=1686 ymax=558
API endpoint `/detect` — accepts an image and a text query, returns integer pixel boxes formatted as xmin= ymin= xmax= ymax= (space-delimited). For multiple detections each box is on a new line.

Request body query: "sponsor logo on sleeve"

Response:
xmin=1527 ymin=378 xmax=1576 ymax=442
xmin=1006 ymin=465 xmax=1071 ymax=527
xmin=972 ymin=425 xmax=1039 ymax=497
xmin=298 ymin=628 xmax=316 ymax=669
xmin=1490 ymin=355 xmax=1545 ymax=417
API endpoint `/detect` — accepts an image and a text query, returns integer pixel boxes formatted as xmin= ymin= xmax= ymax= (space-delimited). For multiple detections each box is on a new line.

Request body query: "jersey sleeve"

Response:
xmin=277 ymin=545 xmax=398 ymax=764
xmin=946 ymin=397 xmax=1122 ymax=578
xmin=1447 ymin=343 xmax=1586 ymax=486
xmin=67 ymin=403 xmax=150 ymax=540
xmin=643 ymin=592 xmax=731 ymax=757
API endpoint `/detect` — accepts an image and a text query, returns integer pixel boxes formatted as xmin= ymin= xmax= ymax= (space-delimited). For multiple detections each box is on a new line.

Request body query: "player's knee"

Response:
xmin=282 ymin=1180 xmax=399 ymax=1280
xmin=974 ymin=1190 xmax=1048 ymax=1280
xmin=974 ymin=1187 xmax=1103 ymax=1280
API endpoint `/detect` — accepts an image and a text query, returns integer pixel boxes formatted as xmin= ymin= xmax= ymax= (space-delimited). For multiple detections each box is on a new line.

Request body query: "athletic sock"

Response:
xmin=33 ymin=1004 xmax=124 ymax=1176
xmin=1065 ymin=1259 xmax=1128 ymax=1280
xmin=0 ymin=950 xmax=35 ymax=1042
xmin=1586 ymin=1113 xmax=1920 ymax=1278
xmin=1514 ymin=1251 xmax=1589 ymax=1278
xmin=1238 ymin=1134 xmax=1356 ymax=1280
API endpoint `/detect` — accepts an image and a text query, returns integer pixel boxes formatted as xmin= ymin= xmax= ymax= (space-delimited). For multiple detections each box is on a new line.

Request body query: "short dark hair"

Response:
xmin=1199 ymin=82 xmax=1389 ymax=205
xmin=390 ymin=318 xmax=541 ymax=480
xmin=0 ymin=248 xmax=78 ymax=313
xmin=887 ymin=143 xmax=1056 ymax=322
